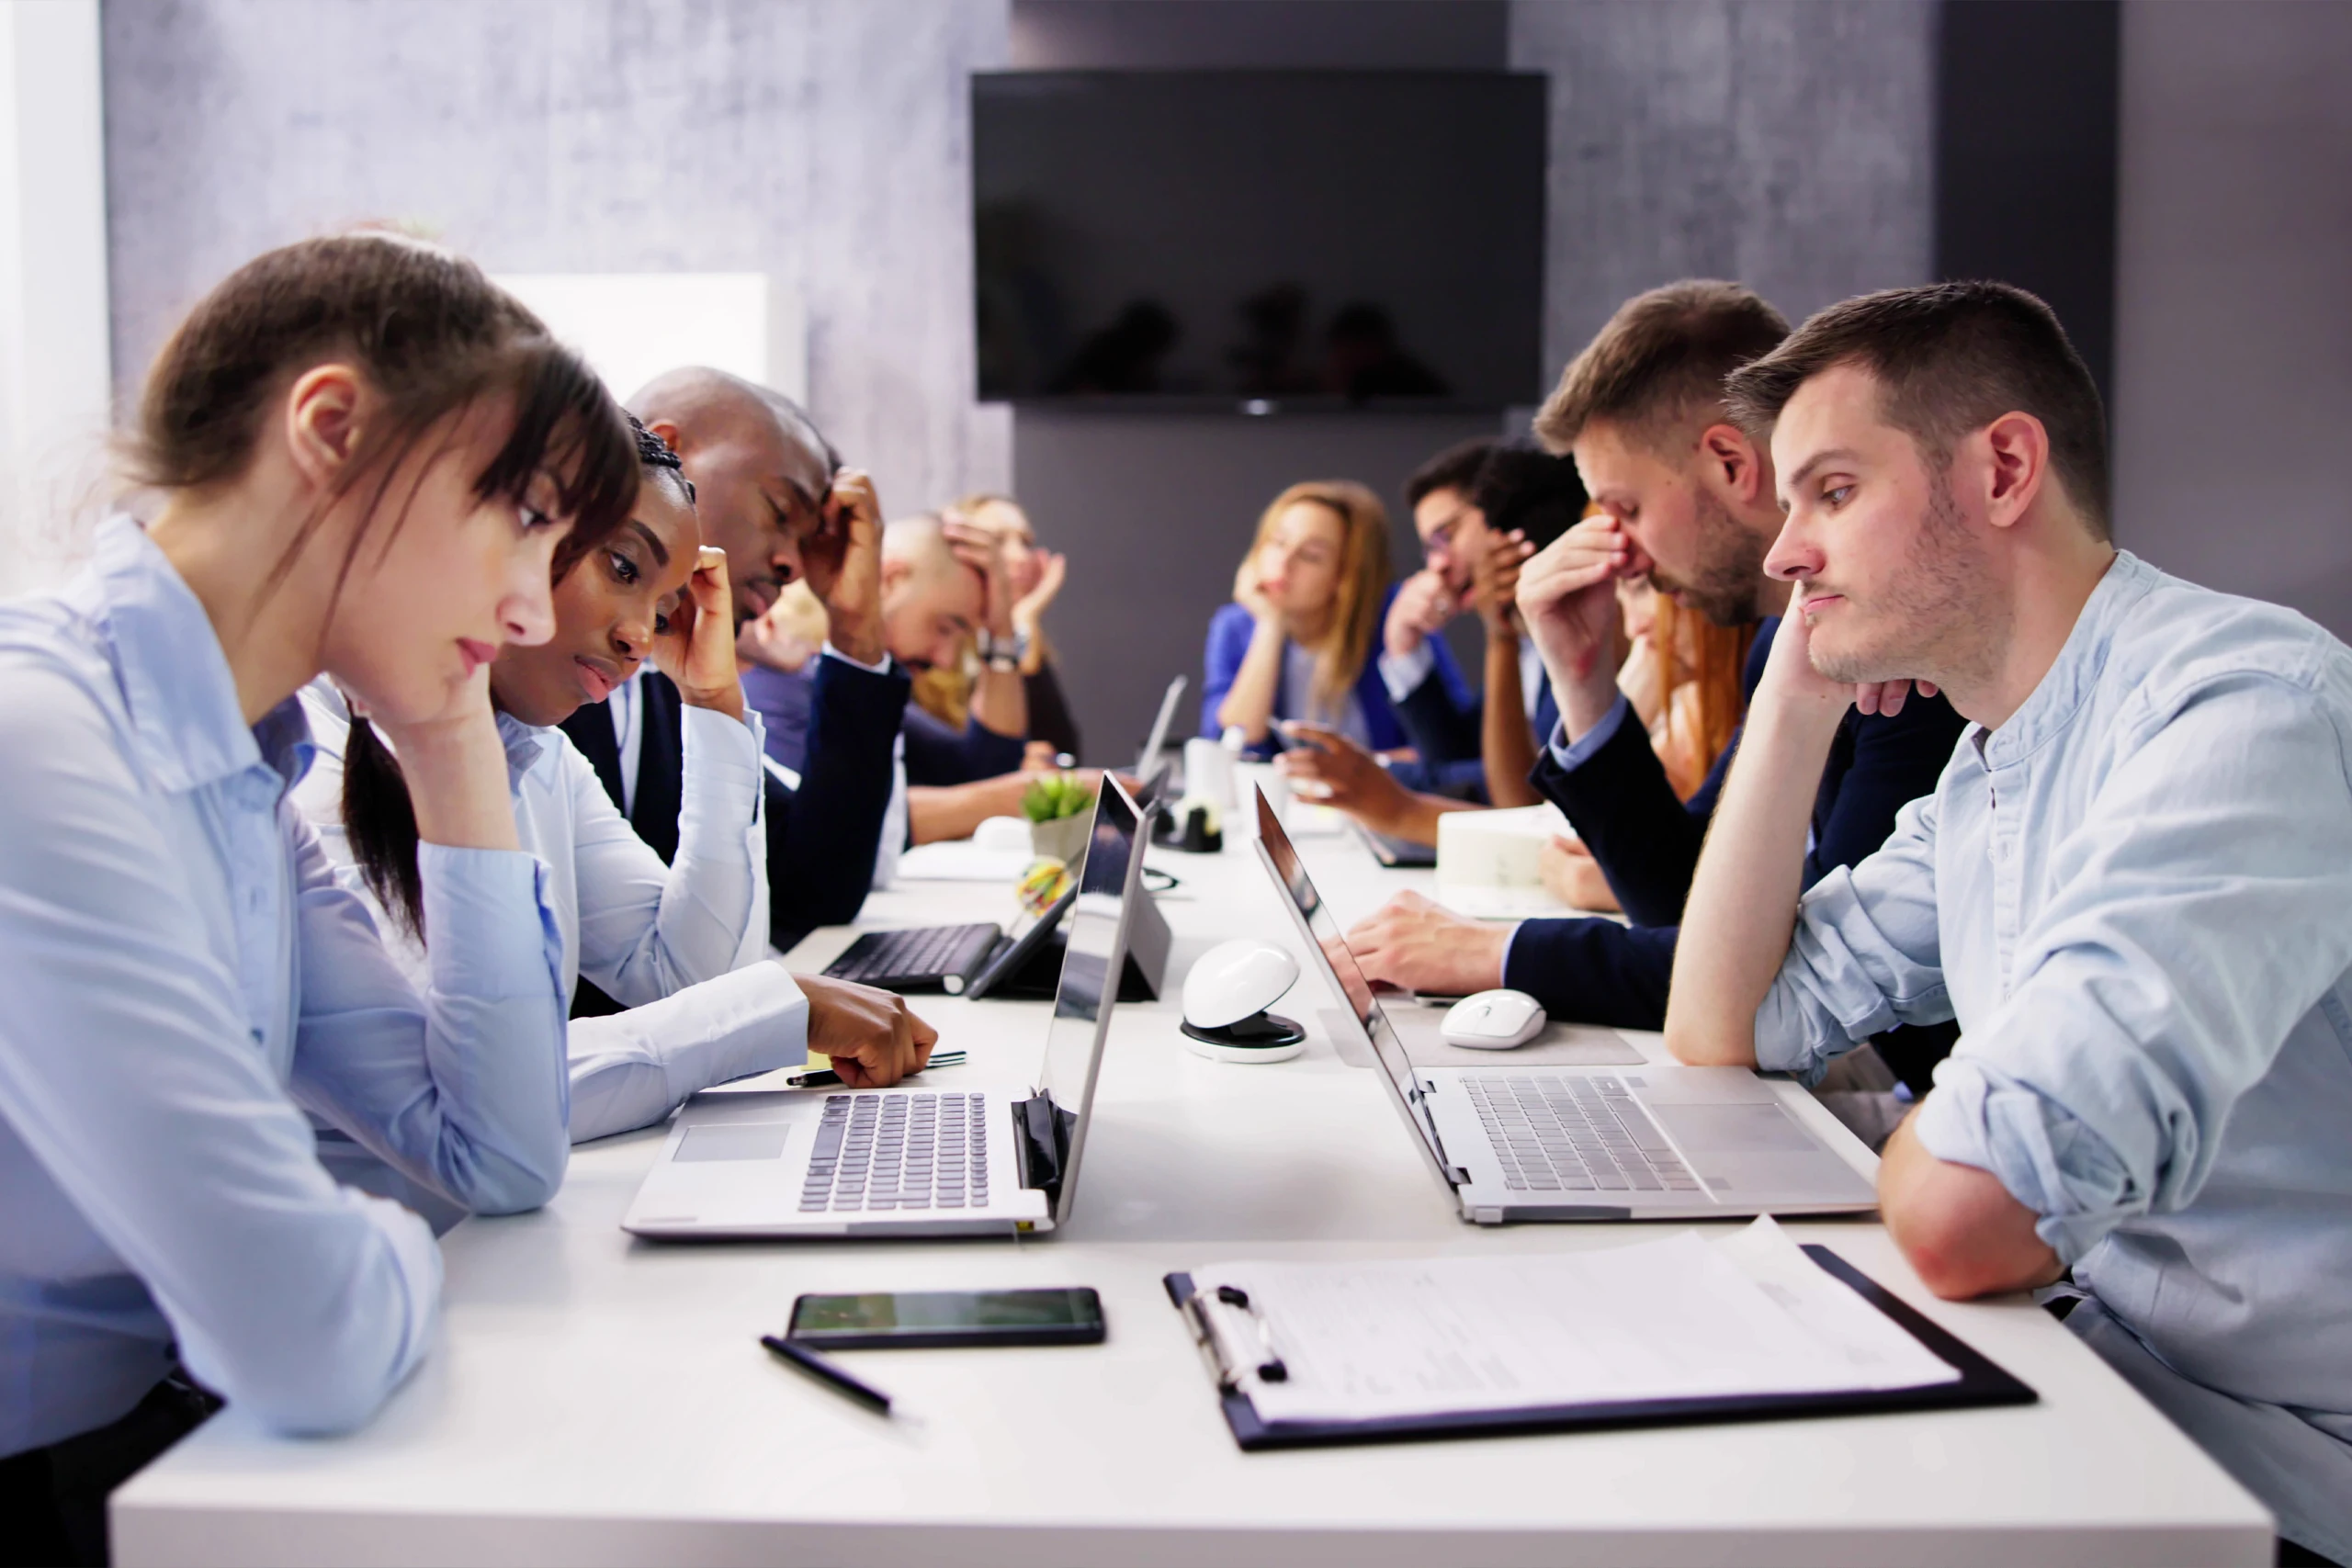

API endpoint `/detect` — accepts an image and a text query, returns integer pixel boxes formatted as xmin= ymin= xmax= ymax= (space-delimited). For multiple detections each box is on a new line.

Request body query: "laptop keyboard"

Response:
xmin=1465 ymin=1075 xmax=1702 ymax=1195
xmin=800 ymin=1092 xmax=993 ymax=1213
xmin=824 ymin=923 xmax=998 ymax=988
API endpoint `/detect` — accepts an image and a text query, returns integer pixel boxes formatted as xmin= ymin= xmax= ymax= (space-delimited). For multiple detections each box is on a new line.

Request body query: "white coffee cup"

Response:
xmin=1229 ymin=762 xmax=1289 ymax=840
xmin=1182 ymin=735 xmax=1237 ymax=811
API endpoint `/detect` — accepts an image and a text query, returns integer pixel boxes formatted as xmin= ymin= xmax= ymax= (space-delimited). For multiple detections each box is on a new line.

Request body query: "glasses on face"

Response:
xmin=1421 ymin=503 xmax=1476 ymax=564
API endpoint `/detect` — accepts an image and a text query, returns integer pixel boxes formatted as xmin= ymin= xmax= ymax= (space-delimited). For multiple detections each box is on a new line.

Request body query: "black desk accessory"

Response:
xmin=760 ymin=1335 xmax=893 ymax=1415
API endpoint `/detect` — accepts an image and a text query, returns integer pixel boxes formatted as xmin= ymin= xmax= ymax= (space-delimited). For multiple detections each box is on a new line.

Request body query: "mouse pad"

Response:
xmin=1318 ymin=1008 xmax=1647 ymax=1069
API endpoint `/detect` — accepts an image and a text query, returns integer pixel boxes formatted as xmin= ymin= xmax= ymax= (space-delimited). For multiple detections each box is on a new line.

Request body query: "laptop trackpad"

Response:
xmin=674 ymin=1123 xmax=792 ymax=1162
xmin=1650 ymin=1102 xmax=1818 ymax=1154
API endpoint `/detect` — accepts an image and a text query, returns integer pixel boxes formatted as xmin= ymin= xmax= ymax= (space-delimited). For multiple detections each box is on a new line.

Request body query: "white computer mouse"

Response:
xmin=1182 ymin=938 xmax=1300 ymax=1030
xmin=1440 ymin=988 xmax=1547 ymax=1049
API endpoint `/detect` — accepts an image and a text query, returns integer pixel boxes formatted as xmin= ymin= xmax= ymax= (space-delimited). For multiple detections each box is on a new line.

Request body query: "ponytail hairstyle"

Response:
xmin=126 ymin=231 xmax=640 ymax=940
xmin=341 ymin=412 xmax=692 ymax=941
xmin=341 ymin=713 xmax=427 ymax=938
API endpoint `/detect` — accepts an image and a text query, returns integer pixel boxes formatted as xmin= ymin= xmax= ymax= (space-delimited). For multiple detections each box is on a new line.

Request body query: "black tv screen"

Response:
xmin=974 ymin=71 xmax=1547 ymax=408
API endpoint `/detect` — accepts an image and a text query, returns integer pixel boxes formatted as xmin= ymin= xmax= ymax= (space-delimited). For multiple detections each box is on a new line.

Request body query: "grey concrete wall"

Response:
xmin=1509 ymin=0 xmax=1937 ymax=378
xmin=101 ymin=0 xmax=1012 ymax=518
xmin=101 ymin=0 xmax=1945 ymax=765
xmin=2110 ymin=0 xmax=2352 ymax=637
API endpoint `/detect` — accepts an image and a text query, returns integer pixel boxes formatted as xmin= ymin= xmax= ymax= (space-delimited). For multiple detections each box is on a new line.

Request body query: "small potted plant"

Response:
xmin=1023 ymin=772 xmax=1096 ymax=867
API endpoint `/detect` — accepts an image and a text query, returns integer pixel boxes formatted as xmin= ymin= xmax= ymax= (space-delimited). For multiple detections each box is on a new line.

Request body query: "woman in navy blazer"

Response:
xmin=1200 ymin=479 xmax=1467 ymax=759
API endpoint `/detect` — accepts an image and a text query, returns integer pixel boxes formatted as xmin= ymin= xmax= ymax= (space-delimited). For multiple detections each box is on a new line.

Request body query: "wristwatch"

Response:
xmin=977 ymin=628 xmax=1030 ymax=671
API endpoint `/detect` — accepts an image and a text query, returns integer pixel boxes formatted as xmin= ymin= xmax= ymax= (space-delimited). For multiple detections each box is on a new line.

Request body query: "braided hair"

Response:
xmin=629 ymin=411 xmax=694 ymax=505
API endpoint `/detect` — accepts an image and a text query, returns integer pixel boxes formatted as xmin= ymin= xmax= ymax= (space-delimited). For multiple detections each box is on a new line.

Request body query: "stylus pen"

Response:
xmin=761 ymin=1335 xmax=893 ymax=1416
xmin=784 ymin=1050 xmax=965 ymax=1090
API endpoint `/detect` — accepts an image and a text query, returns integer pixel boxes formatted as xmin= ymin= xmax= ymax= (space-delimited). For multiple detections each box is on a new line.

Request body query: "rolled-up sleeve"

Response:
xmin=1912 ymin=674 xmax=2352 ymax=1264
xmin=1755 ymin=789 xmax=1952 ymax=1082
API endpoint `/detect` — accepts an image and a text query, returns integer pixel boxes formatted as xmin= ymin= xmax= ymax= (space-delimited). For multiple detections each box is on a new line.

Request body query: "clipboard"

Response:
xmin=1163 ymin=1245 xmax=2035 ymax=1451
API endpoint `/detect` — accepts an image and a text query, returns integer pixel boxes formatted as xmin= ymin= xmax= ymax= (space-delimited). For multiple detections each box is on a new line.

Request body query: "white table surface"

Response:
xmin=115 ymin=816 xmax=2274 ymax=1566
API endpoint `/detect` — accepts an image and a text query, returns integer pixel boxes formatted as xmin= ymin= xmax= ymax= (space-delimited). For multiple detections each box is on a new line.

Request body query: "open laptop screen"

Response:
xmin=1027 ymin=774 xmax=1148 ymax=1224
xmin=1135 ymin=674 xmax=1186 ymax=776
xmin=1251 ymin=789 xmax=1459 ymax=1188
xmin=1131 ymin=673 xmax=1186 ymax=806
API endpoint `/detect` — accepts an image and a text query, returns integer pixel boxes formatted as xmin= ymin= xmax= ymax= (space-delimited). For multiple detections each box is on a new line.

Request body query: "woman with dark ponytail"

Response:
xmin=0 ymin=232 xmax=639 ymax=1549
xmin=292 ymin=416 xmax=934 ymax=1201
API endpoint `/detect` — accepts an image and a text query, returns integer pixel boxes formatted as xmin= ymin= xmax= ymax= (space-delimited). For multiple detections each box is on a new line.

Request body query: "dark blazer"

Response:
xmin=564 ymin=657 xmax=907 ymax=970
xmin=899 ymin=702 xmax=1027 ymax=786
xmin=1501 ymin=617 xmax=1966 ymax=1065
xmin=750 ymin=658 xmax=1026 ymax=791
xmin=1025 ymin=659 xmax=1081 ymax=759
xmin=1390 ymin=653 xmax=1558 ymax=802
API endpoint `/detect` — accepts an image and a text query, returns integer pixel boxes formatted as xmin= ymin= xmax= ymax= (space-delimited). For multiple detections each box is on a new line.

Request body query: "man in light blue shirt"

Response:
xmin=1666 ymin=281 xmax=2352 ymax=1562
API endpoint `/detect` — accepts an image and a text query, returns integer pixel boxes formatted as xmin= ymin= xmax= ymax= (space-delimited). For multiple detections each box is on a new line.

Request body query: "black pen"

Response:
xmin=760 ymin=1335 xmax=893 ymax=1415
xmin=785 ymin=1050 xmax=965 ymax=1090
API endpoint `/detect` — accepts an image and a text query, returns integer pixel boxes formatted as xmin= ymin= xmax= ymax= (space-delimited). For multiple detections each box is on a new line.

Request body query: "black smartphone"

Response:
xmin=785 ymin=1287 xmax=1105 ymax=1349
xmin=1271 ymin=719 xmax=1329 ymax=754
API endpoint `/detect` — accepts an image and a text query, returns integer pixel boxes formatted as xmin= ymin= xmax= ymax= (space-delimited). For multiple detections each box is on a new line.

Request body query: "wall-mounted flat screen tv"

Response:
xmin=974 ymin=71 xmax=1547 ymax=409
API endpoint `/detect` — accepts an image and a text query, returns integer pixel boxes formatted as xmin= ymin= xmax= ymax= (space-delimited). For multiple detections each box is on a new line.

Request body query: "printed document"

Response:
xmin=1192 ymin=1217 xmax=1958 ymax=1424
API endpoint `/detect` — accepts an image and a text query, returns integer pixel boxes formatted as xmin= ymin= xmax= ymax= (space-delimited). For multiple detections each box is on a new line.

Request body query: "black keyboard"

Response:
xmin=824 ymin=922 xmax=1002 ymax=993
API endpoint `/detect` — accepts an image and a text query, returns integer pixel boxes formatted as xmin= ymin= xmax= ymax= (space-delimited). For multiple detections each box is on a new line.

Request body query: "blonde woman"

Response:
xmin=1204 ymin=479 xmax=1455 ymax=757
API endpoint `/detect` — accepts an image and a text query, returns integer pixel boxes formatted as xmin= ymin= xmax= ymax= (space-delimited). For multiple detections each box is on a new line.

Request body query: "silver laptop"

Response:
xmin=1133 ymin=673 xmax=1186 ymax=803
xmin=623 ymin=778 xmax=1152 ymax=1239
xmin=1250 ymin=789 xmax=1877 ymax=1224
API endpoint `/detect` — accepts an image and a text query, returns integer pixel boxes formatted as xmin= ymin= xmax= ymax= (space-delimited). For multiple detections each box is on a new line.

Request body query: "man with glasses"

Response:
xmin=1375 ymin=440 xmax=1594 ymax=801
xmin=1372 ymin=438 xmax=1517 ymax=799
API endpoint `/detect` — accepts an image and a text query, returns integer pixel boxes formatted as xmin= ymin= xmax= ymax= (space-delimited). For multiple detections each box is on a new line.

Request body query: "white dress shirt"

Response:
xmin=294 ymin=682 xmax=808 ymax=1164
xmin=0 ymin=518 xmax=572 ymax=1454
xmin=606 ymin=670 xmax=645 ymax=818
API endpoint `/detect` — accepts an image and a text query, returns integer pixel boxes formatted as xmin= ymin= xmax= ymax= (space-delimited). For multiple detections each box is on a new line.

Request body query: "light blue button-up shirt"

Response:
xmin=293 ymin=680 xmax=808 ymax=1159
xmin=1757 ymin=551 xmax=2352 ymax=1550
xmin=0 ymin=518 xmax=572 ymax=1456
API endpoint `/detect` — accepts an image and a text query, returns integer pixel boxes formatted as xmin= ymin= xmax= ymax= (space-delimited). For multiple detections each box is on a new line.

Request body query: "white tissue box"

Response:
xmin=1433 ymin=804 xmax=1574 ymax=920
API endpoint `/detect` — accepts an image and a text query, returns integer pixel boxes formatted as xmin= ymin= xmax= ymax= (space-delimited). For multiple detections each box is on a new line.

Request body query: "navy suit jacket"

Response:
xmin=750 ymin=659 xmax=1024 ymax=791
xmin=1501 ymin=617 xmax=1966 ymax=1049
xmin=899 ymin=703 xmax=1027 ymax=785
xmin=1390 ymin=649 xmax=1558 ymax=801
xmin=565 ymin=657 xmax=907 ymax=972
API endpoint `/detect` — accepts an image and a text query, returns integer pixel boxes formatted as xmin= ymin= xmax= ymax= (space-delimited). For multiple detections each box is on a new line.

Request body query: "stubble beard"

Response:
xmin=1807 ymin=471 xmax=2005 ymax=694
xmin=1650 ymin=491 xmax=1770 ymax=628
